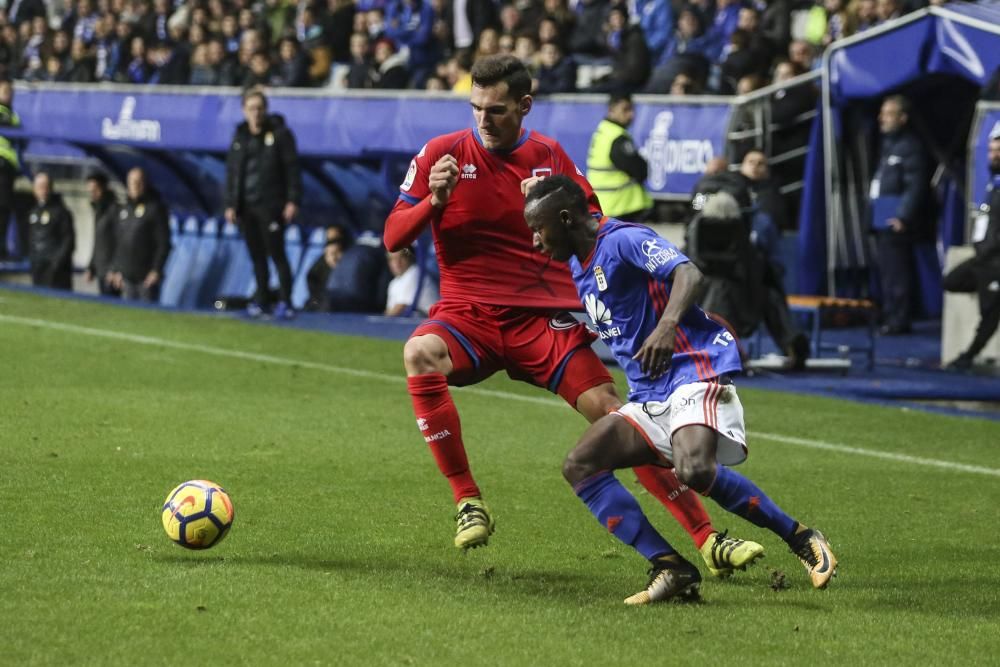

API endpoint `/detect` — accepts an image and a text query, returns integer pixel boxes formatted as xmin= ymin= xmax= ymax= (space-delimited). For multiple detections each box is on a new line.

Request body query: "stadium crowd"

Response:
xmin=0 ymin=0 xmax=952 ymax=94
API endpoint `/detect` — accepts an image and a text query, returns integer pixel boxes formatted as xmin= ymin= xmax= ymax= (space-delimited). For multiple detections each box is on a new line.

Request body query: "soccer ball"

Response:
xmin=161 ymin=480 xmax=234 ymax=549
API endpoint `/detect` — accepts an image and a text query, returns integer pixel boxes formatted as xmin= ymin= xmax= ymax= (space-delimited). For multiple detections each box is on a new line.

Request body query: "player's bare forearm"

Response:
xmin=659 ymin=262 xmax=704 ymax=330
xmin=384 ymin=197 xmax=440 ymax=251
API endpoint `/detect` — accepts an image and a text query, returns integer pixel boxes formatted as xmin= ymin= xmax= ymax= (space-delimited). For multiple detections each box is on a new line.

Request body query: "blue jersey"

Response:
xmin=569 ymin=219 xmax=743 ymax=402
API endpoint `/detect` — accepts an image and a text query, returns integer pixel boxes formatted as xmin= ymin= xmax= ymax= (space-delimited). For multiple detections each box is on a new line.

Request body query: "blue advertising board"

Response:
xmin=9 ymin=85 xmax=731 ymax=199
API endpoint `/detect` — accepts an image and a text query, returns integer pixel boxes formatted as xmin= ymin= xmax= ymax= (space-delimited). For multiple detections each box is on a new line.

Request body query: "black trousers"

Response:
xmin=876 ymin=230 xmax=914 ymax=329
xmin=0 ymin=205 xmax=11 ymax=257
xmin=240 ymin=206 xmax=292 ymax=308
xmin=31 ymin=259 xmax=72 ymax=290
xmin=944 ymin=257 xmax=1000 ymax=358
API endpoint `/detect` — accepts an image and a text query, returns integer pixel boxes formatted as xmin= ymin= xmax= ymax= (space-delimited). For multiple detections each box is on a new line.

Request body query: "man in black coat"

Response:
xmin=84 ymin=171 xmax=120 ymax=296
xmin=28 ymin=172 xmax=75 ymax=290
xmin=108 ymin=167 xmax=171 ymax=302
xmin=869 ymin=94 xmax=932 ymax=335
xmin=944 ymin=133 xmax=1000 ymax=368
xmin=224 ymin=87 xmax=302 ymax=319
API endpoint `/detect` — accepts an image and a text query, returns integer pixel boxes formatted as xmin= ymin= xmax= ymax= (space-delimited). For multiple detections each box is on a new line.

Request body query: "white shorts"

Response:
xmin=615 ymin=381 xmax=748 ymax=466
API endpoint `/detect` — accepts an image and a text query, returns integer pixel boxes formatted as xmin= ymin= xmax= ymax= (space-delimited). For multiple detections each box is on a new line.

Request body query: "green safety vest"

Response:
xmin=586 ymin=119 xmax=652 ymax=217
xmin=0 ymin=105 xmax=20 ymax=169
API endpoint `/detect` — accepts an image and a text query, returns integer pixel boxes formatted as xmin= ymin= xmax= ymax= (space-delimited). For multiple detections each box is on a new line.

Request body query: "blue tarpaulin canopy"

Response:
xmin=798 ymin=1 xmax=1000 ymax=305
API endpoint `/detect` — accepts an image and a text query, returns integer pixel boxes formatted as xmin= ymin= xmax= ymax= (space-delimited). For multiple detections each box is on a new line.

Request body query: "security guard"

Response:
xmin=28 ymin=172 xmax=74 ymax=290
xmin=224 ymin=87 xmax=302 ymax=319
xmin=586 ymin=93 xmax=653 ymax=221
xmin=944 ymin=132 xmax=1000 ymax=369
xmin=84 ymin=171 xmax=120 ymax=296
xmin=108 ymin=167 xmax=171 ymax=302
xmin=869 ymin=94 xmax=931 ymax=335
xmin=0 ymin=79 xmax=20 ymax=258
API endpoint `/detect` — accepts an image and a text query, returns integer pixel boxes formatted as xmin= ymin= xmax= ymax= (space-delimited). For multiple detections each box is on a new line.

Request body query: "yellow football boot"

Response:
xmin=699 ymin=530 xmax=765 ymax=578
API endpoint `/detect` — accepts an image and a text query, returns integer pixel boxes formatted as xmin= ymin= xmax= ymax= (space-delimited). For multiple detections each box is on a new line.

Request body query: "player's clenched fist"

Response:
xmin=429 ymin=155 xmax=460 ymax=208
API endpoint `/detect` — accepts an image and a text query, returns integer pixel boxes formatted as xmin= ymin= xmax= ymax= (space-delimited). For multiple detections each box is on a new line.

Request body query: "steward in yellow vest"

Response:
xmin=586 ymin=93 xmax=653 ymax=221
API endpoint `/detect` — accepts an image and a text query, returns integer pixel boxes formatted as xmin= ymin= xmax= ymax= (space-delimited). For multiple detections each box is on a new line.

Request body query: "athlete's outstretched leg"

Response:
xmin=671 ymin=424 xmax=837 ymax=588
xmin=567 ymin=362 xmax=714 ymax=549
xmin=404 ymin=334 xmax=491 ymax=549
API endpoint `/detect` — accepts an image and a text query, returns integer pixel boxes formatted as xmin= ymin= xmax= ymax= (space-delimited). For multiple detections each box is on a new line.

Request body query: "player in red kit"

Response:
xmin=384 ymin=55 xmax=762 ymax=576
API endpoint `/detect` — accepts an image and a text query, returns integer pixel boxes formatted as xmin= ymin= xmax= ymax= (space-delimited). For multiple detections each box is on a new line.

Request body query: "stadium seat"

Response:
xmin=159 ymin=217 xmax=201 ymax=308
xmin=176 ymin=217 xmax=221 ymax=309
xmin=215 ymin=222 xmax=254 ymax=300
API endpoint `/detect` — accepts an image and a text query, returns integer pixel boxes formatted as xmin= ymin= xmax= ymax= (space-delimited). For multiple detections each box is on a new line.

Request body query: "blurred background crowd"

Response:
xmin=0 ymin=0 xmax=952 ymax=94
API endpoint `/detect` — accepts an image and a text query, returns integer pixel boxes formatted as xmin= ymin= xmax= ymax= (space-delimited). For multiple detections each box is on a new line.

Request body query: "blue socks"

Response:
xmin=707 ymin=464 xmax=798 ymax=540
xmin=574 ymin=471 xmax=675 ymax=561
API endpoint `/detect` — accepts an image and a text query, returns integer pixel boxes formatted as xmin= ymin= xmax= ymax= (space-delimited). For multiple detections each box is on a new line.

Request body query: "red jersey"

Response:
xmin=386 ymin=128 xmax=601 ymax=310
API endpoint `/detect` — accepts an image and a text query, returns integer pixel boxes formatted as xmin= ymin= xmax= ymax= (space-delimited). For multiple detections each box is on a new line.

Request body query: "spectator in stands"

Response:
xmin=325 ymin=0 xmax=356 ymax=63
xmin=633 ymin=0 xmax=673 ymax=66
xmin=8 ymin=0 xmax=47 ymax=27
xmin=385 ymin=246 xmax=439 ymax=316
xmin=149 ymin=40 xmax=189 ymax=85
xmin=736 ymin=6 xmax=775 ymax=65
xmin=474 ymin=26 xmax=500 ymax=62
xmin=64 ymin=37 xmax=96 ymax=82
xmin=875 ymin=0 xmax=903 ymax=24
xmin=944 ymin=133 xmax=1000 ymax=369
xmin=569 ymin=0 xmax=610 ymax=57
xmin=425 ymin=74 xmax=448 ymax=90
xmin=850 ymin=0 xmax=879 ymax=32
xmin=533 ymin=41 xmax=576 ymax=95
xmin=760 ymin=0 xmax=792 ymax=54
xmin=719 ymin=29 xmax=765 ymax=94
xmin=271 ymin=36 xmax=308 ymax=87
xmin=125 ymin=34 xmax=152 ymax=83
xmin=587 ymin=93 xmax=652 ymax=221
xmin=537 ymin=16 xmax=566 ymax=53
xmin=704 ymin=0 xmax=741 ymax=62
xmin=442 ymin=0 xmax=499 ymax=53
xmin=92 ymin=14 xmax=117 ymax=80
xmin=371 ymin=37 xmax=410 ymax=89
xmin=513 ymin=34 xmax=538 ymax=72
xmin=28 ymin=172 xmax=75 ymax=291
xmin=50 ymin=29 xmax=72 ymax=69
xmin=243 ymin=49 xmax=273 ymax=87
xmin=645 ymin=6 xmax=711 ymax=93
xmin=670 ymin=70 xmax=702 ymax=95
xmin=869 ymin=94 xmax=931 ymax=335
xmin=788 ymin=40 xmax=817 ymax=72
xmin=305 ymin=227 xmax=388 ymax=313
xmin=823 ymin=0 xmax=856 ymax=45
xmin=384 ymin=0 xmax=438 ymax=87
xmin=207 ymin=37 xmax=241 ymax=86
xmin=587 ymin=5 xmax=650 ymax=94
xmin=108 ymin=167 xmax=170 ymax=303
xmin=345 ymin=32 xmax=373 ymax=88
xmin=0 ymin=80 xmax=18 ymax=259
xmin=224 ymin=88 xmax=302 ymax=319
xmin=84 ymin=171 xmax=119 ymax=296
xmin=300 ymin=8 xmax=333 ymax=85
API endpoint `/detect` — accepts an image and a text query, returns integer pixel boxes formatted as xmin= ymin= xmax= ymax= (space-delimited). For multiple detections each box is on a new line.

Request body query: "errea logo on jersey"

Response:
xmin=461 ymin=163 xmax=477 ymax=180
xmin=641 ymin=238 xmax=678 ymax=272
xmin=584 ymin=293 xmax=622 ymax=340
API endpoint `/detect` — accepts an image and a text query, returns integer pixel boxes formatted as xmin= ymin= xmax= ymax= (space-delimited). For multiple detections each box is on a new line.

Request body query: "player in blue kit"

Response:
xmin=523 ymin=175 xmax=838 ymax=605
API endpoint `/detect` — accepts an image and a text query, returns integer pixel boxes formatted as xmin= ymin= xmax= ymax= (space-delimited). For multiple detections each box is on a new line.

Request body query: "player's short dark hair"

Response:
xmin=609 ymin=93 xmax=632 ymax=108
xmin=525 ymin=175 xmax=589 ymax=217
xmin=471 ymin=54 xmax=532 ymax=100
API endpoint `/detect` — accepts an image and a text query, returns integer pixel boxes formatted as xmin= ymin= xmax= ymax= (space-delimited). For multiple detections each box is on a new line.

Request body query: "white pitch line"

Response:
xmin=3 ymin=312 xmax=999 ymax=478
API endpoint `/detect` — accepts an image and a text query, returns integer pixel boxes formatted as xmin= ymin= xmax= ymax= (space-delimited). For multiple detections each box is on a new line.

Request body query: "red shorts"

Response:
xmin=412 ymin=300 xmax=613 ymax=406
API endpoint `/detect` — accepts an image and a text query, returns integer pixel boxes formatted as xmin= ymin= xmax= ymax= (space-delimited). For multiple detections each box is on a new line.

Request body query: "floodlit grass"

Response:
xmin=2 ymin=289 xmax=999 ymax=665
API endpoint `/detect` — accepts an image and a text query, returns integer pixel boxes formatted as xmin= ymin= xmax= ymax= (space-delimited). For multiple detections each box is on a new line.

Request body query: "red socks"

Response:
xmin=633 ymin=465 xmax=715 ymax=548
xmin=407 ymin=374 xmax=480 ymax=503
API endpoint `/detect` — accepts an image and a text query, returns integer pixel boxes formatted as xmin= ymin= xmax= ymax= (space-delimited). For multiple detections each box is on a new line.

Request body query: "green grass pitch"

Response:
xmin=2 ymin=289 xmax=999 ymax=665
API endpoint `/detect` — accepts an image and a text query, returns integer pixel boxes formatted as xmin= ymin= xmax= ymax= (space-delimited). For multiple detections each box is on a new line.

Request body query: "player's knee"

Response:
xmin=403 ymin=336 xmax=447 ymax=375
xmin=673 ymin=454 xmax=715 ymax=493
xmin=562 ymin=447 xmax=597 ymax=486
